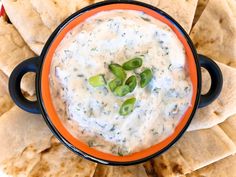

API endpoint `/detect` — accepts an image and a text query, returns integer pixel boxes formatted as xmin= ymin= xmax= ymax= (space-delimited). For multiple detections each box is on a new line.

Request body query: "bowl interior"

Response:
xmin=40 ymin=3 xmax=198 ymax=163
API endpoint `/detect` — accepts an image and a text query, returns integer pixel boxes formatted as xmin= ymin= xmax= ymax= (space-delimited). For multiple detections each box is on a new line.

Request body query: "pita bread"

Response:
xmin=0 ymin=106 xmax=52 ymax=164
xmin=0 ymin=70 xmax=13 ymax=116
xmin=2 ymin=0 xmax=91 ymax=55
xmin=151 ymin=126 xmax=236 ymax=176
xmin=28 ymin=138 xmax=97 ymax=177
xmin=94 ymin=164 xmax=148 ymax=177
xmin=153 ymin=0 xmax=198 ymax=34
xmin=190 ymin=0 xmax=236 ymax=66
xmin=2 ymin=0 xmax=52 ymax=55
xmin=2 ymin=145 xmax=42 ymax=177
xmin=186 ymin=154 xmax=236 ymax=177
xmin=219 ymin=115 xmax=236 ymax=145
xmin=0 ymin=17 xmax=36 ymax=96
xmin=192 ymin=0 xmax=209 ymax=26
xmin=188 ymin=61 xmax=236 ymax=131
xmin=30 ymin=0 xmax=90 ymax=30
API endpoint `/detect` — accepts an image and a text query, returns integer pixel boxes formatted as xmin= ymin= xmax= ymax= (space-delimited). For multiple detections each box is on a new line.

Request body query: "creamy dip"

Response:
xmin=50 ymin=10 xmax=193 ymax=155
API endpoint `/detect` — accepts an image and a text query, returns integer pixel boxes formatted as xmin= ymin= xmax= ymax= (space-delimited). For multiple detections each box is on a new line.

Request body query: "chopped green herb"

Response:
xmin=88 ymin=74 xmax=106 ymax=87
xmin=125 ymin=75 xmax=137 ymax=92
xmin=114 ymin=85 xmax=130 ymax=97
xmin=108 ymin=78 xmax=123 ymax=92
xmin=140 ymin=69 xmax=153 ymax=88
xmin=119 ymin=97 xmax=136 ymax=116
xmin=118 ymin=149 xmax=124 ymax=156
xmin=122 ymin=57 xmax=143 ymax=70
xmin=109 ymin=64 xmax=127 ymax=80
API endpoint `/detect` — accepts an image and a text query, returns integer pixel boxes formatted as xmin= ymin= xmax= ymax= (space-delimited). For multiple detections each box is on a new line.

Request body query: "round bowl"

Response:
xmin=9 ymin=0 xmax=223 ymax=165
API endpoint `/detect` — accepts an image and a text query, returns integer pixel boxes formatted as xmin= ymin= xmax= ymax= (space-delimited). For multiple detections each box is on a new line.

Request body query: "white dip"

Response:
xmin=50 ymin=10 xmax=193 ymax=155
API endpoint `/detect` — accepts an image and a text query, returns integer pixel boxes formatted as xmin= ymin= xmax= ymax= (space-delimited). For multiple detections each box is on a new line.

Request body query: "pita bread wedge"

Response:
xmin=190 ymin=0 xmax=236 ymax=66
xmin=0 ymin=70 xmax=13 ymax=116
xmin=153 ymin=0 xmax=198 ymax=34
xmin=28 ymin=138 xmax=97 ymax=177
xmin=2 ymin=145 xmax=42 ymax=177
xmin=186 ymin=154 xmax=236 ymax=177
xmin=30 ymin=0 xmax=90 ymax=30
xmin=151 ymin=126 xmax=236 ymax=177
xmin=0 ymin=17 xmax=36 ymax=96
xmin=192 ymin=0 xmax=209 ymax=26
xmin=0 ymin=106 xmax=52 ymax=164
xmin=93 ymin=164 xmax=148 ymax=177
xmin=219 ymin=115 xmax=236 ymax=145
xmin=2 ymin=0 xmax=52 ymax=55
xmin=2 ymin=0 xmax=91 ymax=55
xmin=188 ymin=61 xmax=236 ymax=131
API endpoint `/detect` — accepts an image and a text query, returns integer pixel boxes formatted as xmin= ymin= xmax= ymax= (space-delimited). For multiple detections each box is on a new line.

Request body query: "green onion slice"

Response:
xmin=109 ymin=78 xmax=123 ymax=92
xmin=114 ymin=85 xmax=130 ymax=97
xmin=119 ymin=97 xmax=136 ymax=116
xmin=122 ymin=57 xmax=142 ymax=70
xmin=125 ymin=75 xmax=137 ymax=92
xmin=109 ymin=64 xmax=127 ymax=80
xmin=140 ymin=68 xmax=153 ymax=88
xmin=88 ymin=74 xmax=106 ymax=87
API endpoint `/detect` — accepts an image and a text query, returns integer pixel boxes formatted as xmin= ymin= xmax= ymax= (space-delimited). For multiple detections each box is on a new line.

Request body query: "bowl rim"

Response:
xmin=37 ymin=0 xmax=201 ymax=165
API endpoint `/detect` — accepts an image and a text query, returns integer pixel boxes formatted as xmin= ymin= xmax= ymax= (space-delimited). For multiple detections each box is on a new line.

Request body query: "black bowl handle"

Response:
xmin=9 ymin=57 xmax=41 ymax=114
xmin=198 ymin=54 xmax=223 ymax=108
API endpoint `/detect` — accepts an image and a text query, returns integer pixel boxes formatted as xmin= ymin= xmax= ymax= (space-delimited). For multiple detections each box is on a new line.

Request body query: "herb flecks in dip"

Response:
xmin=50 ymin=10 xmax=193 ymax=156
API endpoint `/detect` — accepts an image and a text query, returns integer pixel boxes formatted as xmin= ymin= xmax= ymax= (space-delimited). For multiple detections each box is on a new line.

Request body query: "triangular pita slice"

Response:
xmin=93 ymin=164 xmax=148 ymax=177
xmin=2 ymin=145 xmax=42 ymax=177
xmin=190 ymin=0 xmax=236 ymax=66
xmin=188 ymin=61 xmax=236 ymax=131
xmin=28 ymin=138 xmax=97 ymax=177
xmin=0 ymin=17 xmax=36 ymax=96
xmin=0 ymin=70 xmax=13 ymax=116
xmin=151 ymin=126 xmax=236 ymax=176
xmin=2 ymin=0 xmax=91 ymax=55
xmin=0 ymin=106 xmax=52 ymax=164
xmin=186 ymin=154 xmax=236 ymax=177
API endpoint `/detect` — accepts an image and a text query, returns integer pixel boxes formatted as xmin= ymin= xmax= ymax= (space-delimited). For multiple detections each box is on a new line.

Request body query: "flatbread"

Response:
xmin=153 ymin=0 xmax=198 ymax=34
xmin=151 ymin=126 xmax=236 ymax=176
xmin=2 ymin=0 xmax=91 ymax=55
xmin=219 ymin=114 xmax=236 ymax=145
xmin=30 ymin=0 xmax=90 ymax=30
xmin=188 ymin=61 xmax=236 ymax=131
xmin=0 ymin=70 xmax=13 ymax=116
xmin=0 ymin=17 xmax=36 ymax=96
xmin=192 ymin=0 xmax=209 ymax=26
xmin=0 ymin=106 xmax=52 ymax=164
xmin=93 ymin=164 xmax=148 ymax=177
xmin=186 ymin=154 xmax=236 ymax=177
xmin=2 ymin=145 xmax=42 ymax=177
xmin=28 ymin=138 xmax=97 ymax=177
xmin=190 ymin=0 xmax=236 ymax=67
